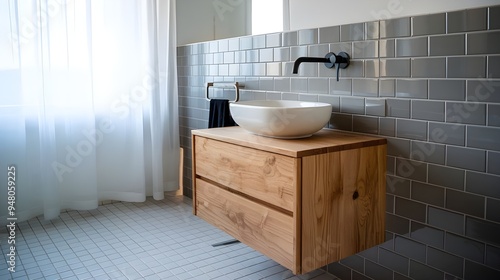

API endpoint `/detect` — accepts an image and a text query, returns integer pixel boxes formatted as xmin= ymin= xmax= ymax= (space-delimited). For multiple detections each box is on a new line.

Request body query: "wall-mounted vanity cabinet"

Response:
xmin=192 ymin=127 xmax=387 ymax=274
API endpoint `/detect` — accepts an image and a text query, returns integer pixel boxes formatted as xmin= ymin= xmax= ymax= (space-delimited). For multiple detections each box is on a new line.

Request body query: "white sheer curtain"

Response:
xmin=0 ymin=0 xmax=179 ymax=225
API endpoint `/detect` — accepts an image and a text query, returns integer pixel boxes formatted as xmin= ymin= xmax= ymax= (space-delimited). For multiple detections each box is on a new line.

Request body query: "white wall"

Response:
xmin=289 ymin=0 xmax=500 ymax=30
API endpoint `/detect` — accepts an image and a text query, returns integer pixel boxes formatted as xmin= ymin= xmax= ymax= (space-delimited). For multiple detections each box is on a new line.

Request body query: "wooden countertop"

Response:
xmin=192 ymin=127 xmax=387 ymax=158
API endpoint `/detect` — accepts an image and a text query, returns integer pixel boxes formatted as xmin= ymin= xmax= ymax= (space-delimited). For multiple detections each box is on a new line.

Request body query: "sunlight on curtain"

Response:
xmin=0 ymin=0 xmax=179 ymax=224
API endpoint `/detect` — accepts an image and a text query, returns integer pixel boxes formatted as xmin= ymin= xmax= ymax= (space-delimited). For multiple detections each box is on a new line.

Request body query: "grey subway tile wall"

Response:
xmin=177 ymin=5 xmax=500 ymax=279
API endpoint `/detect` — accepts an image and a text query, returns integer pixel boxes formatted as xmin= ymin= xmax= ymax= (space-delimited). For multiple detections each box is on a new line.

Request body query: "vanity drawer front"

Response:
xmin=195 ymin=179 xmax=295 ymax=270
xmin=194 ymin=136 xmax=296 ymax=212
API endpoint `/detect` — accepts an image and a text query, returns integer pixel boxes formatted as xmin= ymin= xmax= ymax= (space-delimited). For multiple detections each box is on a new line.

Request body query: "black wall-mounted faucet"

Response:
xmin=292 ymin=52 xmax=350 ymax=81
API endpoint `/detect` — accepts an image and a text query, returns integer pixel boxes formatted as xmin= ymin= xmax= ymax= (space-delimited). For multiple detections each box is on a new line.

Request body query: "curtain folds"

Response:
xmin=0 ymin=0 xmax=179 ymax=225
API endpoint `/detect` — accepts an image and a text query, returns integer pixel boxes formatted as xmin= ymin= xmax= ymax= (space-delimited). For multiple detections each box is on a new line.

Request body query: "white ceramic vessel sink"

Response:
xmin=229 ymin=100 xmax=332 ymax=139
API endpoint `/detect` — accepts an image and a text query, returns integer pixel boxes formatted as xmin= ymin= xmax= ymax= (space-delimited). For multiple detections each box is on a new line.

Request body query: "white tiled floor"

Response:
xmin=1 ymin=196 xmax=338 ymax=280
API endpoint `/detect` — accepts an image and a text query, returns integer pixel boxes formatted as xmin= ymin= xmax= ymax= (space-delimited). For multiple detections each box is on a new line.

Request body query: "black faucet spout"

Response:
xmin=292 ymin=56 xmax=331 ymax=74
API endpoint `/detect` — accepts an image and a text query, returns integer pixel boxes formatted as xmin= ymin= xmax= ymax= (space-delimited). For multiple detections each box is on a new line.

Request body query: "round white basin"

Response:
xmin=229 ymin=100 xmax=332 ymax=139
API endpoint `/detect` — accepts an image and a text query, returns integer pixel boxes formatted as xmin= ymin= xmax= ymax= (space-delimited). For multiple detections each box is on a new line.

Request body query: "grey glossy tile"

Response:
xmin=429 ymin=122 xmax=465 ymax=146
xmin=282 ymin=31 xmax=297 ymax=47
xmin=329 ymin=78 xmax=351 ymax=95
xmin=467 ymin=126 xmax=500 ymax=151
xmin=446 ymin=102 xmax=486 ymax=125
xmin=290 ymin=45 xmax=308 ymax=60
xmin=252 ymin=35 xmax=266 ymax=49
xmin=341 ymin=60 xmax=364 ymax=78
xmin=259 ymin=77 xmax=274 ymax=91
xmin=327 ymin=263 xmax=351 ymax=280
xmin=380 ymin=39 xmax=395 ymax=58
xmin=448 ymin=8 xmax=487 ymax=33
xmin=429 ymin=80 xmax=466 ymax=101
xmin=412 ymin=100 xmax=445 ymax=121
xmin=448 ymin=56 xmax=486 ymax=78
xmin=446 ymin=189 xmax=485 ymax=218
xmin=319 ymin=26 xmax=340 ymax=43
xmin=396 ymin=37 xmax=428 ymax=57
xmin=266 ymin=33 xmax=281 ymax=48
xmin=353 ymin=41 xmax=378 ymax=59
xmin=395 ymin=235 xmax=426 ymax=263
xmin=410 ymin=260 xmax=443 ymax=280
xmin=274 ymin=77 xmax=290 ymax=92
xmin=234 ymin=51 xmax=245 ymax=63
xmin=218 ymin=64 xmax=228 ymax=76
xmin=380 ymin=59 xmax=411 ymax=77
xmin=427 ymin=247 xmax=463 ymax=278
xmin=228 ymin=38 xmax=239 ymax=51
xmin=379 ymin=118 xmax=395 ymax=136
xmin=396 ymin=197 xmax=426 ymax=222
xmin=228 ymin=64 xmax=239 ymax=76
xmin=387 ymin=213 xmax=410 ymax=235
xmin=488 ymin=151 xmax=500 ymax=175
xmin=308 ymin=78 xmax=329 ymax=94
xmin=429 ymin=34 xmax=465 ymax=56
xmin=465 ymin=260 xmax=500 ymax=279
xmin=446 ymin=233 xmax=484 ymax=263
xmin=396 ymin=79 xmax=428 ymax=99
xmin=240 ymin=36 xmax=253 ymax=50
xmin=239 ymin=64 xmax=252 ymax=76
xmin=489 ymin=104 xmax=500 ymax=127
xmin=340 ymin=254 xmax=364 ymax=273
xmin=410 ymin=221 xmax=445 ymax=249
xmin=486 ymin=245 xmax=500 ymax=268
xmin=378 ymin=248 xmax=409 ymax=275
xmin=365 ymin=260 xmax=393 ymax=280
xmin=308 ymin=43 xmax=329 ymax=57
xmin=380 ymin=18 xmax=411 ymax=38
xmin=488 ymin=56 xmax=500 ymax=78
xmin=387 ymin=156 xmax=396 ymax=175
xmin=387 ymin=98 xmax=410 ymax=118
xmin=223 ymin=52 xmax=234 ymax=64
xmin=490 ymin=6 xmax=500 ymax=30
xmin=340 ymin=96 xmax=365 ymax=114
xmin=487 ymin=198 xmax=500 ymax=223
xmin=330 ymin=113 xmax=352 ymax=131
xmin=380 ymin=79 xmax=395 ymax=97
xmin=428 ymin=206 xmax=464 ymax=234
xmin=209 ymin=40 xmax=218 ymax=53
xmin=340 ymin=23 xmax=364 ymax=42
xmin=468 ymin=31 xmax=500 ymax=54
xmin=395 ymin=158 xmax=427 ymax=182
xmin=365 ymin=59 xmax=379 ymax=78
xmin=252 ymin=63 xmax=265 ymax=76
xmin=448 ymin=146 xmax=486 ymax=172
xmin=428 ymin=164 xmax=465 ymax=190
xmin=246 ymin=49 xmax=259 ymax=63
xmin=412 ymin=181 xmax=445 ymax=207
xmin=412 ymin=57 xmax=446 ymax=78
xmin=467 ymin=80 xmax=500 ymax=103
xmin=466 ymin=171 xmax=500 ymax=199
xmin=290 ymin=77 xmax=308 ymax=93
xmin=366 ymin=21 xmax=379 ymax=40
xmin=353 ymin=116 xmax=378 ymax=134
xmin=259 ymin=48 xmax=273 ymax=62
xmin=298 ymin=93 xmax=318 ymax=102
xmin=353 ymin=79 xmax=378 ymax=97
xmin=329 ymin=42 xmax=352 ymax=54
xmin=298 ymin=28 xmax=318 ymax=45
xmin=366 ymin=98 xmax=385 ymax=117
xmin=318 ymin=95 xmax=340 ymax=112
xmin=218 ymin=39 xmax=229 ymax=52
xmin=266 ymin=62 xmax=281 ymax=76
xmin=411 ymin=141 xmax=445 ymax=165
xmin=412 ymin=13 xmax=446 ymax=36
xmin=387 ymin=137 xmax=411 ymax=158
xmin=273 ymin=47 xmax=289 ymax=62
xmin=466 ymin=217 xmax=500 ymax=246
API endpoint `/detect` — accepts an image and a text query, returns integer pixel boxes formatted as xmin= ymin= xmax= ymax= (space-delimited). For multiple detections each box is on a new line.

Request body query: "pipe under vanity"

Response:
xmin=292 ymin=52 xmax=350 ymax=81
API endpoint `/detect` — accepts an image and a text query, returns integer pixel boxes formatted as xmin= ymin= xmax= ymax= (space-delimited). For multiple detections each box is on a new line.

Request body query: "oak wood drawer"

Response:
xmin=194 ymin=136 xmax=296 ymax=212
xmin=195 ymin=179 xmax=295 ymax=270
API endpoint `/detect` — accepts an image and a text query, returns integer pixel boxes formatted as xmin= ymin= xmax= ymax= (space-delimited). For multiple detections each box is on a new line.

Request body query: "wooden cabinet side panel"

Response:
xmin=195 ymin=137 xmax=296 ymax=211
xmin=192 ymin=135 xmax=197 ymax=215
xmin=195 ymin=179 xmax=295 ymax=271
xmin=301 ymin=152 xmax=342 ymax=273
xmin=301 ymin=145 xmax=386 ymax=273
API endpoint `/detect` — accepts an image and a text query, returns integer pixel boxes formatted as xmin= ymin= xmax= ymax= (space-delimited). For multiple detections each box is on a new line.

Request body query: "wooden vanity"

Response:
xmin=191 ymin=127 xmax=387 ymax=274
